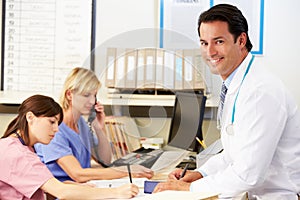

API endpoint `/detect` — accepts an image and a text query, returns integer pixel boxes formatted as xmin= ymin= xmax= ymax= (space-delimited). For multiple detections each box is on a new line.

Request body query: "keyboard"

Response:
xmin=112 ymin=149 xmax=164 ymax=168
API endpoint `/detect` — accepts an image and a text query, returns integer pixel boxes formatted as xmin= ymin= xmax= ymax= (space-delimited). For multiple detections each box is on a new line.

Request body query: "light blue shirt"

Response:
xmin=224 ymin=67 xmax=238 ymax=89
xmin=35 ymin=116 xmax=92 ymax=182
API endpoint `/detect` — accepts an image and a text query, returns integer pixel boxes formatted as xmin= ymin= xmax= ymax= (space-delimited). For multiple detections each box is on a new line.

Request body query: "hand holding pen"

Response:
xmin=127 ymin=164 xmax=132 ymax=183
xmin=168 ymin=165 xmax=202 ymax=182
xmin=179 ymin=163 xmax=189 ymax=179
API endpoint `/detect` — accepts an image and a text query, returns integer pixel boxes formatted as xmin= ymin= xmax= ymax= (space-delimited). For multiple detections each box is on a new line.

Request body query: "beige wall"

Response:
xmin=0 ymin=114 xmax=17 ymax=137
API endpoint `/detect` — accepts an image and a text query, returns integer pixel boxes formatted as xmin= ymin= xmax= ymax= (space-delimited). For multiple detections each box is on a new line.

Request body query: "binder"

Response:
xmin=105 ymin=48 xmax=116 ymax=88
xmin=124 ymin=48 xmax=137 ymax=89
xmin=174 ymin=49 xmax=183 ymax=90
xmin=104 ymin=117 xmax=135 ymax=161
xmin=193 ymin=50 xmax=205 ymax=90
xmin=115 ymin=48 xmax=126 ymax=88
xmin=114 ymin=122 xmax=128 ymax=157
xmin=183 ymin=49 xmax=194 ymax=90
xmin=108 ymin=121 xmax=122 ymax=159
xmin=144 ymin=48 xmax=156 ymax=89
xmin=163 ymin=50 xmax=175 ymax=90
xmin=104 ymin=121 xmax=118 ymax=161
xmin=155 ymin=48 xmax=164 ymax=89
xmin=136 ymin=48 xmax=146 ymax=89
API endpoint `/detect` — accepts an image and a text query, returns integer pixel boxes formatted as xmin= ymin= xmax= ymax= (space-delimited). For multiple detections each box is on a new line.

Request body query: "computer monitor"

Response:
xmin=167 ymin=92 xmax=206 ymax=153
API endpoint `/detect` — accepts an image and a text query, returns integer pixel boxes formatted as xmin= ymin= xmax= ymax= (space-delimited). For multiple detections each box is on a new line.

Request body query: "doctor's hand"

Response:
xmin=168 ymin=169 xmax=203 ymax=182
xmin=153 ymin=179 xmax=191 ymax=193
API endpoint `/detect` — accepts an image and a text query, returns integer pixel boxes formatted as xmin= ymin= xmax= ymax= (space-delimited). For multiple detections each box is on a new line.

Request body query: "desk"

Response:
xmin=90 ymin=178 xmax=220 ymax=200
xmin=92 ymin=156 xmax=249 ymax=200
xmin=90 ymin=151 xmax=220 ymax=199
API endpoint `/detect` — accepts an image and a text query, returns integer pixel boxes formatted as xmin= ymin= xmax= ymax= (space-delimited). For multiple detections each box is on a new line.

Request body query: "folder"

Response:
xmin=108 ymin=122 xmax=122 ymax=159
xmin=104 ymin=122 xmax=118 ymax=161
xmin=174 ymin=49 xmax=183 ymax=90
xmin=155 ymin=48 xmax=164 ymax=89
xmin=105 ymin=48 xmax=116 ymax=88
xmin=163 ymin=50 xmax=175 ymax=90
xmin=183 ymin=49 xmax=194 ymax=90
xmin=124 ymin=48 xmax=137 ymax=89
xmin=115 ymin=48 xmax=126 ymax=88
xmin=144 ymin=48 xmax=156 ymax=89
xmin=193 ymin=49 xmax=205 ymax=90
xmin=114 ymin=122 xmax=128 ymax=157
xmin=136 ymin=48 xmax=146 ymax=89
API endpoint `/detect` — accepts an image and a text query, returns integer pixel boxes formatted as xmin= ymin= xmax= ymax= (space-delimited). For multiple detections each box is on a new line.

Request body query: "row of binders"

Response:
xmin=103 ymin=117 xmax=141 ymax=161
xmin=105 ymin=47 xmax=206 ymax=91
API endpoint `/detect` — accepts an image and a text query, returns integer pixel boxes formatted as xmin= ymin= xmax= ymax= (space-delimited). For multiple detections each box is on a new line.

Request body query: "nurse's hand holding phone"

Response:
xmin=89 ymin=100 xmax=106 ymax=133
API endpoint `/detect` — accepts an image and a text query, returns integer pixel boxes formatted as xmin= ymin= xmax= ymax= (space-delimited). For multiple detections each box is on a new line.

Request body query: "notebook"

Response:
xmin=111 ymin=92 xmax=207 ymax=171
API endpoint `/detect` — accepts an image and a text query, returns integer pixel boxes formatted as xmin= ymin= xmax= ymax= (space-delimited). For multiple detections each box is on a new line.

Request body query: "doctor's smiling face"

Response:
xmin=199 ymin=20 xmax=248 ymax=80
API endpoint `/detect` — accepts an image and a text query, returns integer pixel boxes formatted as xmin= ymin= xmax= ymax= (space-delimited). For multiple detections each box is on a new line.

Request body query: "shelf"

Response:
xmin=0 ymin=91 xmax=219 ymax=107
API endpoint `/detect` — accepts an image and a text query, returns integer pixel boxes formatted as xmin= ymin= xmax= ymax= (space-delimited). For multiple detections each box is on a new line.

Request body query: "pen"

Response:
xmin=179 ymin=163 xmax=189 ymax=179
xmin=196 ymin=136 xmax=207 ymax=149
xmin=127 ymin=164 xmax=132 ymax=183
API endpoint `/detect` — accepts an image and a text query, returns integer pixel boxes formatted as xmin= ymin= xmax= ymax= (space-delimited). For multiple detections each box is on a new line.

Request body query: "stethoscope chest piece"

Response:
xmin=226 ymin=124 xmax=234 ymax=135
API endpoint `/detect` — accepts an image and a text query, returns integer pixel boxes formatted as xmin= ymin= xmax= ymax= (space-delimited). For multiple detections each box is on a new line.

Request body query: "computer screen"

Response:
xmin=168 ymin=92 xmax=206 ymax=153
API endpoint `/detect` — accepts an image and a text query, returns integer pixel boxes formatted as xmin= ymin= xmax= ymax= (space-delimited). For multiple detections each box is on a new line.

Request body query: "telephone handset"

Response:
xmin=88 ymin=105 xmax=97 ymax=126
xmin=87 ymin=98 xmax=110 ymax=168
xmin=88 ymin=97 xmax=97 ymax=125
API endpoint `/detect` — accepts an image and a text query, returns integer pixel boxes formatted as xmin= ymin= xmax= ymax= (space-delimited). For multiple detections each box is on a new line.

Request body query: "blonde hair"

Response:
xmin=60 ymin=67 xmax=101 ymax=110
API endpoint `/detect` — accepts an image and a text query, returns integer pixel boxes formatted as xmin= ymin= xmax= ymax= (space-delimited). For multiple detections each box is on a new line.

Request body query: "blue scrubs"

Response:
xmin=35 ymin=116 xmax=92 ymax=182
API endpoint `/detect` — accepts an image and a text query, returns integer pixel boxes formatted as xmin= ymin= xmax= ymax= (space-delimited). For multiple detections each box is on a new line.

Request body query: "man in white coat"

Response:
xmin=153 ymin=4 xmax=300 ymax=199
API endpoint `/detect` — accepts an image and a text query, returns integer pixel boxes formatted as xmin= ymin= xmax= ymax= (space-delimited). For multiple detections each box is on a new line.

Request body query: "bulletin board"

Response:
xmin=1 ymin=0 xmax=96 ymax=93
xmin=160 ymin=0 xmax=264 ymax=55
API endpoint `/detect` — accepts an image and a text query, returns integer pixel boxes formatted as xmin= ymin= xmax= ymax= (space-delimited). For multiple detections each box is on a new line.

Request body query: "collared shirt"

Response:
xmin=224 ymin=67 xmax=237 ymax=90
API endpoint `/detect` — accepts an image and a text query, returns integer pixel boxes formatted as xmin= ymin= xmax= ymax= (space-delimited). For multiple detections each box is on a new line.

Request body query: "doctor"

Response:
xmin=153 ymin=4 xmax=300 ymax=199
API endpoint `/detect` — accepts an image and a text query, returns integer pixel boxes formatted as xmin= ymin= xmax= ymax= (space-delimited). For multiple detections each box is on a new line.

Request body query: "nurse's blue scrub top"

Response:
xmin=35 ymin=116 xmax=92 ymax=182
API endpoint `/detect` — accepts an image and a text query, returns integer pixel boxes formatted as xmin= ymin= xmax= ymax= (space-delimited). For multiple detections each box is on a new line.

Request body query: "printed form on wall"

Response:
xmin=2 ymin=0 xmax=94 ymax=94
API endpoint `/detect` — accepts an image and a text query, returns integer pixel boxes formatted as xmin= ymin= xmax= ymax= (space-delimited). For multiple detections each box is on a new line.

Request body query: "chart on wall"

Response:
xmin=1 ymin=0 xmax=95 ymax=93
xmin=160 ymin=0 xmax=264 ymax=55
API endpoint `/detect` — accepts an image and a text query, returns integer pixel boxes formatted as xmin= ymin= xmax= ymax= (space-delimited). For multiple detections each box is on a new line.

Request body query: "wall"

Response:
xmin=1 ymin=0 xmax=300 ymax=139
xmin=94 ymin=0 xmax=300 ymax=107
xmin=258 ymin=0 xmax=300 ymax=105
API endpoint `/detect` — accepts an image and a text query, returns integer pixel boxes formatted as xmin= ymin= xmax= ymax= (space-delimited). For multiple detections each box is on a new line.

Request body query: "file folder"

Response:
xmin=163 ymin=50 xmax=175 ymax=90
xmin=124 ymin=48 xmax=137 ymax=89
xmin=136 ymin=48 xmax=146 ymax=89
xmin=115 ymin=48 xmax=126 ymax=88
xmin=183 ymin=49 xmax=194 ymax=90
xmin=144 ymin=48 xmax=156 ymax=89
xmin=155 ymin=48 xmax=164 ymax=89
xmin=105 ymin=48 xmax=116 ymax=88
xmin=174 ymin=49 xmax=183 ymax=90
xmin=193 ymin=50 xmax=205 ymax=90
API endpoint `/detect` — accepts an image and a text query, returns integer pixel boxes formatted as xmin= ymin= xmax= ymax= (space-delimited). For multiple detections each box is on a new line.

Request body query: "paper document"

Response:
xmin=150 ymin=150 xmax=188 ymax=172
xmin=89 ymin=178 xmax=147 ymax=188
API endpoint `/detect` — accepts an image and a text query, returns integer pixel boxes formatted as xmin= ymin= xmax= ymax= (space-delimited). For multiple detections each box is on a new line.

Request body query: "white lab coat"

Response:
xmin=190 ymin=54 xmax=300 ymax=200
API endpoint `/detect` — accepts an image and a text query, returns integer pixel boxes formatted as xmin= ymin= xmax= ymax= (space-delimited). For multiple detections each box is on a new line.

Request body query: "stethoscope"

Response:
xmin=225 ymin=55 xmax=255 ymax=135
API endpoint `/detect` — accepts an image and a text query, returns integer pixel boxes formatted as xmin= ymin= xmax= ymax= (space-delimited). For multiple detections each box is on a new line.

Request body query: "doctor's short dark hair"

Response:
xmin=197 ymin=3 xmax=253 ymax=52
